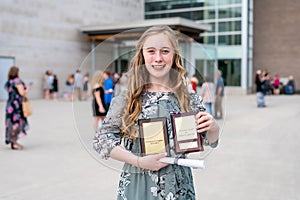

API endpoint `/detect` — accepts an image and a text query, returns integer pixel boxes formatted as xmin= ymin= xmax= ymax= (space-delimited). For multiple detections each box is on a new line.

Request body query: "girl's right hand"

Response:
xmin=138 ymin=153 xmax=168 ymax=171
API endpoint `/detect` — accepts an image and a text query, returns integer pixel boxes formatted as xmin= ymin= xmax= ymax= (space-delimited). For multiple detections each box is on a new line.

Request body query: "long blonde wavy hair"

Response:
xmin=121 ymin=26 xmax=191 ymax=139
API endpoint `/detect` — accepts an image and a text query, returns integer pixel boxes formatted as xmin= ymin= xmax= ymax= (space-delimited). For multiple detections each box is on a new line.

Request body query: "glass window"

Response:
xmin=145 ymin=2 xmax=164 ymax=12
xmin=195 ymin=59 xmax=216 ymax=85
xmin=146 ymin=12 xmax=193 ymax=20
xmin=204 ymin=0 xmax=216 ymax=6
xmin=203 ymin=35 xmax=215 ymax=44
xmin=145 ymin=2 xmax=215 ymax=20
xmin=206 ymin=60 xmax=216 ymax=82
xmin=218 ymin=7 xmax=242 ymax=19
xmin=195 ymin=60 xmax=205 ymax=84
xmin=218 ymin=21 xmax=241 ymax=32
xmin=208 ymin=22 xmax=215 ymax=32
xmin=218 ymin=0 xmax=242 ymax=5
xmin=191 ymin=10 xmax=204 ymax=20
xmin=145 ymin=14 xmax=159 ymax=19
xmin=145 ymin=1 xmax=205 ymax=12
xmin=218 ymin=59 xmax=241 ymax=86
xmin=218 ymin=35 xmax=241 ymax=45
xmin=204 ymin=9 xmax=215 ymax=19
xmin=169 ymin=12 xmax=192 ymax=19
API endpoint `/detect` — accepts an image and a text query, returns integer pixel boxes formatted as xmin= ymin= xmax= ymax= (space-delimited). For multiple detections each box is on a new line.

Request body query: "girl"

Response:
xmin=93 ymin=26 xmax=219 ymax=199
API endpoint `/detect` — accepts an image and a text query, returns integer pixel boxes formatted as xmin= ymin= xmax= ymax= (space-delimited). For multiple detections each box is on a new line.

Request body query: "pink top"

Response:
xmin=201 ymin=82 xmax=215 ymax=103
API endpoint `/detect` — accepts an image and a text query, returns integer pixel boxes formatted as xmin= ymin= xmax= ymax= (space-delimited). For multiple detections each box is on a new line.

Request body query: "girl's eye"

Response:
xmin=161 ymin=49 xmax=170 ymax=54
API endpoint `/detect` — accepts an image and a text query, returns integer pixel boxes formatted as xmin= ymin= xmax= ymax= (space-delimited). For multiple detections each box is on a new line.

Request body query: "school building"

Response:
xmin=0 ymin=0 xmax=299 ymax=100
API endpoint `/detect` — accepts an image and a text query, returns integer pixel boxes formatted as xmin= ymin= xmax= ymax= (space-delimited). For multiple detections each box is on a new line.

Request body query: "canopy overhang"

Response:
xmin=80 ymin=17 xmax=211 ymax=41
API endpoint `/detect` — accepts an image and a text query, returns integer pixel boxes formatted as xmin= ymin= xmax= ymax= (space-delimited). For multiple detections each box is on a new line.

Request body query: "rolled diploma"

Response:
xmin=178 ymin=159 xmax=205 ymax=169
xmin=160 ymin=157 xmax=205 ymax=169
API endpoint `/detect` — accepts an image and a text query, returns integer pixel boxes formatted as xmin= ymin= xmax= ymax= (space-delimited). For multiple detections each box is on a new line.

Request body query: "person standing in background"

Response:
xmin=66 ymin=74 xmax=74 ymax=101
xmin=82 ymin=73 xmax=90 ymax=100
xmin=272 ymin=74 xmax=280 ymax=95
xmin=103 ymin=71 xmax=114 ymax=111
xmin=190 ymin=74 xmax=199 ymax=93
xmin=74 ymin=69 xmax=83 ymax=101
xmin=284 ymin=75 xmax=295 ymax=94
xmin=5 ymin=66 xmax=30 ymax=150
xmin=214 ymin=70 xmax=224 ymax=119
xmin=112 ymin=72 xmax=120 ymax=86
xmin=91 ymin=71 xmax=106 ymax=131
xmin=201 ymin=76 xmax=215 ymax=115
xmin=43 ymin=70 xmax=53 ymax=99
xmin=263 ymin=72 xmax=273 ymax=95
xmin=114 ymin=73 xmax=128 ymax=97
xmin=43 ymin=70 xmax=50 ymax=99
xmin=50 ymin=74 xmax=59 ymax=100
xmin=47 ymin=70 xmax=54 ymax=99
xmin=255 ymin=70 xmax=266 ymax=107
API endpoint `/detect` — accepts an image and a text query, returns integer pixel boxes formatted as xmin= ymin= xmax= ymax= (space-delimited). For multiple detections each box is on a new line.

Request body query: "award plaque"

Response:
xmin=170 ymin=112 xmax=203 ymax=154
xmin=138 ymin=117 xmax=170 ymax=156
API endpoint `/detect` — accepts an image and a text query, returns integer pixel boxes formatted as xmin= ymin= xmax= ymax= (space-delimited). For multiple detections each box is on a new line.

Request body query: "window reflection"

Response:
xmin=217 ymin=0 xmax=242 ymax=5
xmin=218 ymin=7 xmax=242 ymax=19
xmin=219 ymin=21 xmax=241 ymax=32
xmin=218 ymin=59 xmax=241 ymax=86
xmin=219 ymin=35 xmax=241 ymax=45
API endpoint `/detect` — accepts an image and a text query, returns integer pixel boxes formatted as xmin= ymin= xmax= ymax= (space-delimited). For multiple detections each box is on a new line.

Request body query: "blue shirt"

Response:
xmin=104 ymin=77 xmax=114 ymax=104
xmin=215 ymin=77 xmax=224 ymax=96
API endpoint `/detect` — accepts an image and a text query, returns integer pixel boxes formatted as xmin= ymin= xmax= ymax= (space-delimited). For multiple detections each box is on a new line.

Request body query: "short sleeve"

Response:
xmin=93 ymin=91 xmax=126 ymax=159
xmin=189 ymin=93 xmax=218 ymax=148
xmin=189 ymin=93 xmax=205 ymax=113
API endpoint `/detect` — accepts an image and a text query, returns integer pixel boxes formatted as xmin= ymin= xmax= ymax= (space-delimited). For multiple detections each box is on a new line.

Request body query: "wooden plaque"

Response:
xmin=170 ymin=112 xmax=203 ymax=154
xmin=138 ymin=117 xmax=170 ymax=156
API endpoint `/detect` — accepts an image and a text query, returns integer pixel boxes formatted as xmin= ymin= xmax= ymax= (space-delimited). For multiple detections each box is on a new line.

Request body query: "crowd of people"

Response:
xmin=43 ymin=69 xmax=90 ymax=101
xmin=3 ymin=65 xmax=129 ymax=151
xmin=43 ymin=70 xmax=58 ymax=100
xmin=189 ymin=70 xmax=225 ymax=120
xmin=43 ymin=69 xmax=130 ymax=132
xmin=91 ymin=71 xmax=128 ymax=131
xmin=42 ymin=69 xmax=129 ymax=102
xmin=255 ymin=69 xmax=296 ymax=108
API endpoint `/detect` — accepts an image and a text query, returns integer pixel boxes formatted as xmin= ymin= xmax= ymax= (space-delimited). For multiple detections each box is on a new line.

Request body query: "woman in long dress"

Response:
xmin=5 ymin=66 xmax=30 ymax=150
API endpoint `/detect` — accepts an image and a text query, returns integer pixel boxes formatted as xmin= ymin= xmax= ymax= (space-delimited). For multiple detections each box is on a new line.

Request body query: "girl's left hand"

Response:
xmin=195 ymin=112 xmax=216 ymax=133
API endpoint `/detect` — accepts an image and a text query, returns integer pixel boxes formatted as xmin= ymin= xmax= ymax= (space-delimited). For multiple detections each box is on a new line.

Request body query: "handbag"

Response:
xmin=22 ymin=96 xmax=32 ymax=117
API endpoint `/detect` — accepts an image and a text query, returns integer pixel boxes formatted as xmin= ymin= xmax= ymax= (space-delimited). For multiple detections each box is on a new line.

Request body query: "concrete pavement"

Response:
xmin=0 ymin=94 xmax=299 ymax=200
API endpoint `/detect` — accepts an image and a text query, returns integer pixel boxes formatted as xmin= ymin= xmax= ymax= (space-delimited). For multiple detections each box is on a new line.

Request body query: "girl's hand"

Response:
xmin=195 ymin=112 xmax=218 ymax=133
xmin=99 ymin=106 xmax=106 ymax=113
xmin=138 ymin=153 xmax=168 ymax=171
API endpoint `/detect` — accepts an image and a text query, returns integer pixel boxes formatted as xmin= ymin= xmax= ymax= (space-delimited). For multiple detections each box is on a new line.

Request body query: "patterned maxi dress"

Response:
xmin=5 ymin=78 xmax=29 ymax=144
xmin=93 ymin=92 xmax=218 ymax=200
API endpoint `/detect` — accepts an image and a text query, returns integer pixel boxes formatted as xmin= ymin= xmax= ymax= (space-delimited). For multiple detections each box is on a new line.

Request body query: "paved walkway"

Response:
xmin=0 ymin=94 xmax=299 ymax=200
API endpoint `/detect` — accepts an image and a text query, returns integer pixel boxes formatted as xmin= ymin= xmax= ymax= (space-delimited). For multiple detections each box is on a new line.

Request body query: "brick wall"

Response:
xmin=253 ymin=0 xmax=300 ymax=92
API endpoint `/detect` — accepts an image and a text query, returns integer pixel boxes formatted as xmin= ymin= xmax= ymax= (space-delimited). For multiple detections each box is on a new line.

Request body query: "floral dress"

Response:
xmin=93 ymin=92 xmax=218 ymax=200
xmin=5 ymin=78 xmax=29 ymax=144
